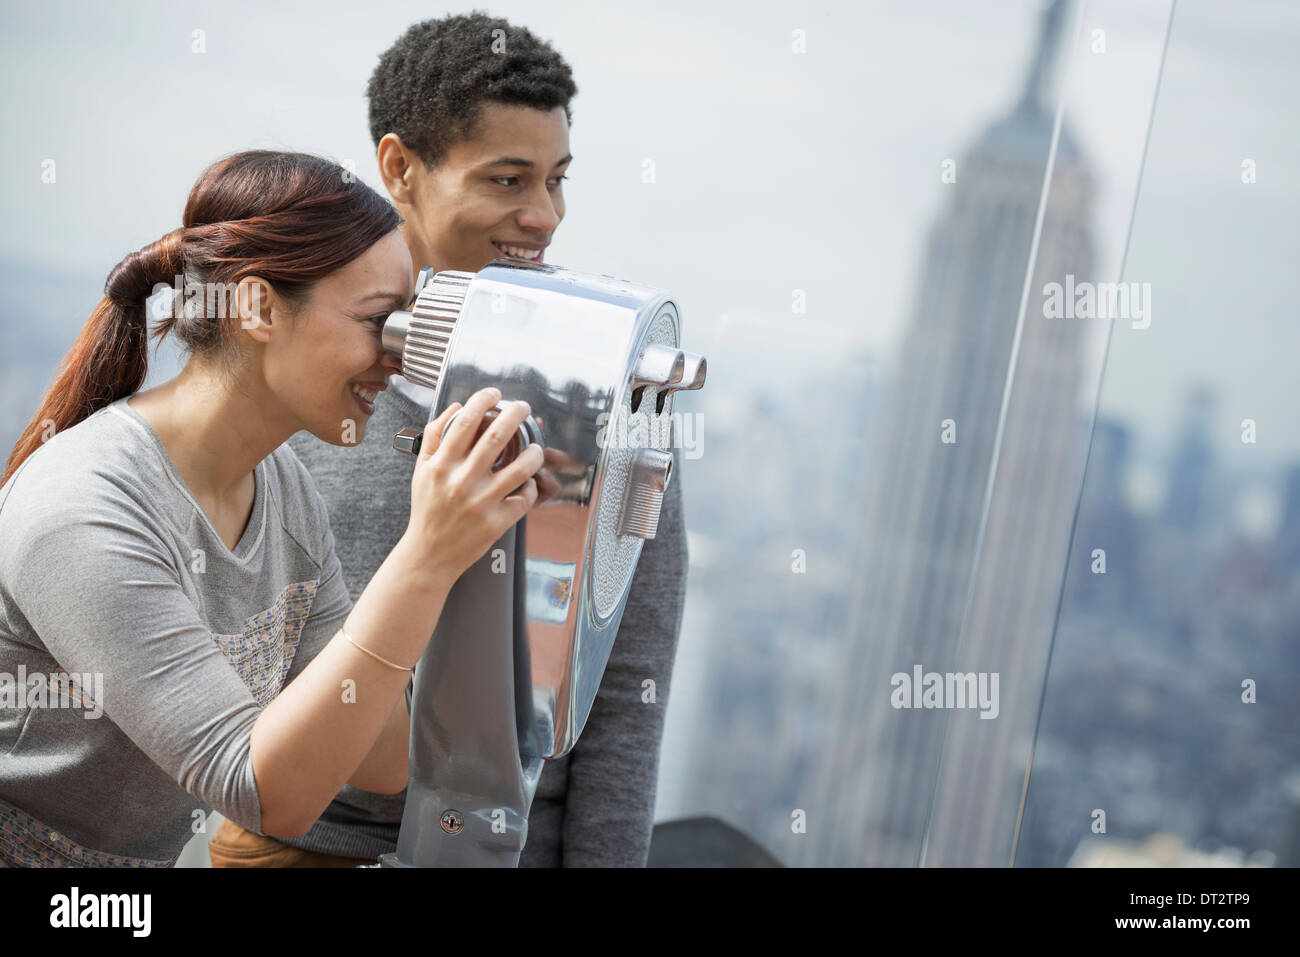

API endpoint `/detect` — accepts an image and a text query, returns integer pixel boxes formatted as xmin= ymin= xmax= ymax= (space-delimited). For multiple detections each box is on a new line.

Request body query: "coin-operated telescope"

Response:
xmin=375 ymin=260 xmax=706 ymax=867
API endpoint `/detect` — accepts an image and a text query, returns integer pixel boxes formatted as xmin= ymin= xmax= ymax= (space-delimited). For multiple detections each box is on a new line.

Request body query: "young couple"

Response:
xmin=0 ymin=13 xmax=687 ymax=868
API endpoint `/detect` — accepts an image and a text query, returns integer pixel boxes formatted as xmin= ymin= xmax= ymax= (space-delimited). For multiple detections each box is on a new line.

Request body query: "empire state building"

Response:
xmin=803 ymin=0 xmax=1097 ymax=866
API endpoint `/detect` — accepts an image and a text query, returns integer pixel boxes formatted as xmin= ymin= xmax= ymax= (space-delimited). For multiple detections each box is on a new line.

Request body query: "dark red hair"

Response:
xmin=3 ymin=151 xmax=399 ymax=486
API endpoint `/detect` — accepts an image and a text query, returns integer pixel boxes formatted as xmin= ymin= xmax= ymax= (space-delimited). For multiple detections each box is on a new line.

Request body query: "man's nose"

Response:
xmin=518 ymin=184 xmax=560 ymax=234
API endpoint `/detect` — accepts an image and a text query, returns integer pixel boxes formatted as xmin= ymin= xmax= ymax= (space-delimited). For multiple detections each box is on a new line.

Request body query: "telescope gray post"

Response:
xmin=380 ymin=520 xmax=543 ymax=867
xmin=374 ymin=261 xmax=706 ymax=868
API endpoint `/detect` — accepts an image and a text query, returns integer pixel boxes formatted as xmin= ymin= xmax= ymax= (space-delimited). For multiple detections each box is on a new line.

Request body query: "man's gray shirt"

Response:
xmin=283 ymin=382 xmax=688 ymax=866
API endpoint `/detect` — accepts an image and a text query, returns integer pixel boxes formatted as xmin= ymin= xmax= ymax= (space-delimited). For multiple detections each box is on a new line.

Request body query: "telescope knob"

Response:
xmin=393 ymin=427 xmax=424 ymax=456
xmin=394 ymin=402 xmax=543 ymax=473
xmin=618 ymin=447 xmax=674 ymax=539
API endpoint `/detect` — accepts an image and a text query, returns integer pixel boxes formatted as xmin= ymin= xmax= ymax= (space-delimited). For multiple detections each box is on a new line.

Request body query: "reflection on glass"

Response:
xmin=1017 ymin=0 xmax=1300 ymax=868
xmin=812 ymin=0 xmax=1102 ymax=867
xmin=657 ymin=0 xmax=1176 ymax=867
xmin=657 ymin=0 xmax=1116 ymax=866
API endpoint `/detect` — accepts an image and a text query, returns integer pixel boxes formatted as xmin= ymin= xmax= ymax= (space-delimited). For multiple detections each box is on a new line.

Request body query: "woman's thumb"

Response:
xmin=419 ymin=402 xmax=462 ymax=461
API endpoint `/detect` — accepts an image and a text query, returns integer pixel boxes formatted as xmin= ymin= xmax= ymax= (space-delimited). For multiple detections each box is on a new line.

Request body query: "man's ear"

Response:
xmin=235 ymin=276 xmax=276 ymax=344
xmin=377 ymin=133 xmax=420 ymax=206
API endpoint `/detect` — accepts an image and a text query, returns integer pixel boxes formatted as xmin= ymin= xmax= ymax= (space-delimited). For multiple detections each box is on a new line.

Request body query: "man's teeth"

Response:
xmin=495 ymin=243 xmax=541 ymax=261
xmin=351 ymin=385 xmax=378 ymax=403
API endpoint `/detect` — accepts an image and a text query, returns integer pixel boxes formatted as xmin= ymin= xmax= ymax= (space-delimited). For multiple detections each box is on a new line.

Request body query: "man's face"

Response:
xmin=396 ymin=103 xmax=571 ymax=273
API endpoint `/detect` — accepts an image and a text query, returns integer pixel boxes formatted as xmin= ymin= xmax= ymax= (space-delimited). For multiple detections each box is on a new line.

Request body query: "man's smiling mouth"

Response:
xmin=492 ymin=242 xmax=545 ymax=262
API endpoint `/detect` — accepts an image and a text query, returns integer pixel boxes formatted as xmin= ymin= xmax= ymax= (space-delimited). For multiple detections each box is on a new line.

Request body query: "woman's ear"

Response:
xmin=235 ymin=276 xmax=276 ymax=344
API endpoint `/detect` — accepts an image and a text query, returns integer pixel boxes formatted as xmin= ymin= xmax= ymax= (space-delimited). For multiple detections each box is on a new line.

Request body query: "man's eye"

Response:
xmin=366 ymin=314 xmax=388 ymax=333
xmin=492 ymin=176 xmax=519 ymax=187
xmin=547 ymin=174 xmax=568 ymax=188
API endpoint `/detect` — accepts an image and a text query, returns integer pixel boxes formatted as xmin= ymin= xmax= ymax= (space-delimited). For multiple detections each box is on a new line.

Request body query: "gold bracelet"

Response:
xmin=341 ymin=628 xmax=415 ymax=674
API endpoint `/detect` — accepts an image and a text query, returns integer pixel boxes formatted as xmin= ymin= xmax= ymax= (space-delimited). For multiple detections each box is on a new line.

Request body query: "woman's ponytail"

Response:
xmin=2 ymin=228 xmax=185 ymax=486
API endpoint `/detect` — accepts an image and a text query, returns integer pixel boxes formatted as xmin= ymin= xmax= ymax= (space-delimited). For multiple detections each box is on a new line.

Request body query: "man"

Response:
xmin=207 ymin=12 xmax=688 ymax=867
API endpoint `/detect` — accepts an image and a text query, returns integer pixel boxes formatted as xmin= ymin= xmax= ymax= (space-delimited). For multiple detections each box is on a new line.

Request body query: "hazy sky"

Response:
xmin=0 ymin=0 xmax=1295 ymax=463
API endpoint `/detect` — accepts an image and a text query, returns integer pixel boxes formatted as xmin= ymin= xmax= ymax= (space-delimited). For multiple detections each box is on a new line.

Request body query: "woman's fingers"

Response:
xmin=418 ymin=401 xmax=463 ymax=462
xmin=436 ymin=386 xmax=502 ymax=462
xmin=418 ymin=388 xmax=546 ymax=524
xmin=486 ymin=442 xmax=545 ymax=502
xmin=465 ymin=399 xmax=534 ymax=475
xmin=501 ymin=475 xmax=540 ymax=517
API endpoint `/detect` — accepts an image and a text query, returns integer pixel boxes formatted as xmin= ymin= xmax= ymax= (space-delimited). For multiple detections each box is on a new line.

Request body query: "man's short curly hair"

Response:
xmin=367 ymin=12 xmax=577 ymax=169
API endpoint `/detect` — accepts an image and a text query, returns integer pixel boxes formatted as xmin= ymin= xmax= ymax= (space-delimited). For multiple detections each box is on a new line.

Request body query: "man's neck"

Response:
xmin=398 ymin=221 xmax=441 ymax=281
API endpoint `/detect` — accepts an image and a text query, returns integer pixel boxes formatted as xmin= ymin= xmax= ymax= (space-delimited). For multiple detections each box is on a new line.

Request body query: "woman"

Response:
xmin=0 ymin=150 xmax=543 ymax=867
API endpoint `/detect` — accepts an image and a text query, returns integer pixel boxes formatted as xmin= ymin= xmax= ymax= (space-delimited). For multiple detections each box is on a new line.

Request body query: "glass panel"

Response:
xmin=1015 ymin=0 xmax=1300 ymax=867
xmin=920 ymin=0 xmax=1174 ymax=866
xmin=655 ymin=0 xmax=1165 ymax=866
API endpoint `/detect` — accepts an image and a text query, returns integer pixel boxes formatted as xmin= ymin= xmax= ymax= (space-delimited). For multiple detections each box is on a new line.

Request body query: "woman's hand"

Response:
xmin=401 ymin=386 xmax=545 ymax=583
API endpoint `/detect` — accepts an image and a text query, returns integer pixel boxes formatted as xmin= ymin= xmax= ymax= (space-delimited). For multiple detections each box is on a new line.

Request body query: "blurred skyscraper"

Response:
xmin=802 ymin=0 xmax=1098 ymax=866
xmin=1161 ymin=384 xmax=1218 ymax=534
xmin=1065 ymin=417 xmax=1141 ymax=611
xmin=1277 ymin=465 xmax=1300 ymax=569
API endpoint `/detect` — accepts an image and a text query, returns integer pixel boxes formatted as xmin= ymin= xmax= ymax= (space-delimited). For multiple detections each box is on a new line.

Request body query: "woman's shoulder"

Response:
xmin=0 ymin=404 xmax=178 ymax=584
xmin=1 ymin=402 xmax=167 ymax=518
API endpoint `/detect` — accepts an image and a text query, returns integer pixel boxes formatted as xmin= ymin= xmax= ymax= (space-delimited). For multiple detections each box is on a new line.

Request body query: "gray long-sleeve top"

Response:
xmin=281 ymin=382 xmax=689 ymax=866
xmin=0 ymin=398 xmax=352 ymax=866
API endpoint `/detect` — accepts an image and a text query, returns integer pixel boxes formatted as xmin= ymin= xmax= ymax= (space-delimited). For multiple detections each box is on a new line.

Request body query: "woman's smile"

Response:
xmin=350 ymin=380 xmax=386 ymax=416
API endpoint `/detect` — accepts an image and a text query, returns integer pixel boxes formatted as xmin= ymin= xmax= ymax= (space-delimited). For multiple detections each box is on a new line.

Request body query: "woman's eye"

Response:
xmin=492 ymin=176 xmax=519 ymax=187
xmin=548 ymin=174 xmax=568 ymax=187
xmin=366 ymin=314 xmax=388 ymax=334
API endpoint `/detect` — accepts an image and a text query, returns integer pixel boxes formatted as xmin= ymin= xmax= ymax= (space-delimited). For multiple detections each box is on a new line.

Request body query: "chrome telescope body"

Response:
xmin=375 ymin=259 xmax=706 ymax=867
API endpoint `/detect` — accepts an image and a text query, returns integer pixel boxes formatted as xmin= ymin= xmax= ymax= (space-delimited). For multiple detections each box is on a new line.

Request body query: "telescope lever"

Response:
xmin=393 ymin=427 xmax=424 ymax=456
